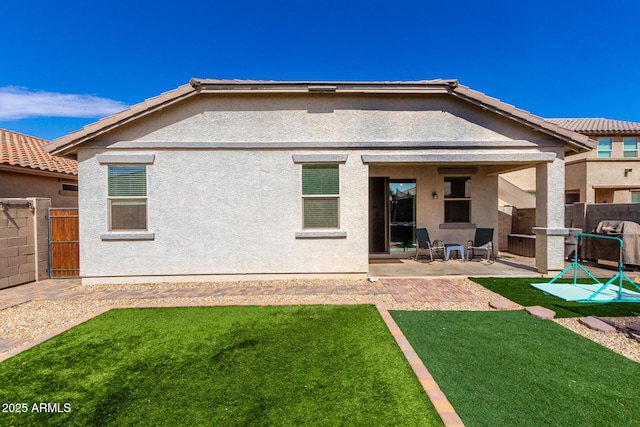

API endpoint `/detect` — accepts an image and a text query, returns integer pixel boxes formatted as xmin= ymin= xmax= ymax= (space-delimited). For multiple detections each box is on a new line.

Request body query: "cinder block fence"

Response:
xmin=0 ymin=198 xmax=50 ymax=289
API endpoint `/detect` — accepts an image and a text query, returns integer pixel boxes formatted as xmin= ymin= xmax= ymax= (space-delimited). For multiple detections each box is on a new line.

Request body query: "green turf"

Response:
xmin=472 ymin=277 xmax=640 ymax=318
xmin=0 ymin=305 xmax=441 ymax=426
xmin=391 ymin=310 xmax=640 ymax=427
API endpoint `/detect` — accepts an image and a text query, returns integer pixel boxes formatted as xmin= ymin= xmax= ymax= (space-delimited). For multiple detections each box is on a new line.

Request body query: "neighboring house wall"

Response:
xmin=0 ymin=198 xmax=50 ymax=288
xmin=0 ymin=128 xmax=78 ymax=207
xmin=500 ymin=167 xmax=536 ymax=194
xmin=0 ymin=169 xmax=78 ymax=207
xmin=501 ymin=121 xmax=640 ymax=205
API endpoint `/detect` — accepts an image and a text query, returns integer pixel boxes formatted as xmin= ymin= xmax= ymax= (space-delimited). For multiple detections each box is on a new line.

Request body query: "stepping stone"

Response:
xmin=578 ymin=316 xmax=617 ymax=333
xmin=525 ymin=306 xmax=555 ymax=319
xmin=627 ymin=324 xmax=640 ymax=335
xmin=596 ymin=317 xmax=617 ymax=327
xmin=489 ymin=300 xmax=519 ymax=310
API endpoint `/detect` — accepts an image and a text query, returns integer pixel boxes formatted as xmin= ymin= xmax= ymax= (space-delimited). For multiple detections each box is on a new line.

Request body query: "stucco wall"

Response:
xmin=76 ymin=92 xmax=568 ymax=280
xmin=79 ymin=148 xmax=368 ymax=278
xmin=0 ymin=170 xmax=77 ymax=207
xmin=97 ymin=94 xmax=561 ymax=145
xmin=500 ymin=167 xmax=536 ymax=193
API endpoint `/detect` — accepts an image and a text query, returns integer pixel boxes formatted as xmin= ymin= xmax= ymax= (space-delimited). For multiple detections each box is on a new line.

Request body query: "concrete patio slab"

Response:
xmin=368 ymin=253 xmax=625 ymax=278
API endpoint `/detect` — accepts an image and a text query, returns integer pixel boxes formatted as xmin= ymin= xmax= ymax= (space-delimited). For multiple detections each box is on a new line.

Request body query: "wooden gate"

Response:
xmin=48 ymin=208 xmax=79 ymax=277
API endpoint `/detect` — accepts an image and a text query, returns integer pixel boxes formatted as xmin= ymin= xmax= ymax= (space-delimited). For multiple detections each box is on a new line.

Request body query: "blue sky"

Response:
xmin=1 ymin=0 xmax=639 ymax=141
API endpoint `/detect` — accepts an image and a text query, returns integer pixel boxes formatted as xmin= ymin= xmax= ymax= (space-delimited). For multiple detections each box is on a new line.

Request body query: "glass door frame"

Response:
xmin=389 ymin=179 xmax=417 ymax=252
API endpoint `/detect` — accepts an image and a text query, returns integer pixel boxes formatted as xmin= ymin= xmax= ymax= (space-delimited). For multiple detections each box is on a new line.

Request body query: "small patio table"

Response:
xmin=444 ymin=243 xmax=465 ymax=262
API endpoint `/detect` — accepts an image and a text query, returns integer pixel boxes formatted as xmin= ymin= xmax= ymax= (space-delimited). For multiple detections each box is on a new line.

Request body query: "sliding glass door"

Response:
xmin=389 ymin=180 xmax=416 ymax=252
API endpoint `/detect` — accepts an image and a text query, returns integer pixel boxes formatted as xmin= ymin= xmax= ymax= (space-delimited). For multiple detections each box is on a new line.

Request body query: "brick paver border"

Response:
xmin=376 ymin=303 xmax=465 ymax=427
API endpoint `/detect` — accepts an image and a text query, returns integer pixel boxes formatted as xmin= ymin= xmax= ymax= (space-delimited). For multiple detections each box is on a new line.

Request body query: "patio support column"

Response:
xmin=533 ymin=154 xmax=568 ymax=274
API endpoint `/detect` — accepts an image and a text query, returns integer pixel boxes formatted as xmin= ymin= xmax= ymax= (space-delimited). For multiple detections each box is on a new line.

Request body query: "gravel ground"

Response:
xmin=1 ymin=278 xmax=639 ymax=363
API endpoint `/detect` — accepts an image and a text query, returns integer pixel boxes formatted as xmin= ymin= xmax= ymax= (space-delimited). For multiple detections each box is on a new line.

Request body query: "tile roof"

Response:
xmin=46 ymin=79 xmax=596 ymax=156
xmin=547 ymin=118 xmax=640 ymax=134
xmin=0 ymin=128 xmax=77 ymax=176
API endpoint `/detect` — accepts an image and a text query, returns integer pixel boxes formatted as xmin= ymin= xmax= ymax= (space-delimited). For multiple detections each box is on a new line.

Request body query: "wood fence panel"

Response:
xmin=49 ymin=208 xmax=79 ymax=277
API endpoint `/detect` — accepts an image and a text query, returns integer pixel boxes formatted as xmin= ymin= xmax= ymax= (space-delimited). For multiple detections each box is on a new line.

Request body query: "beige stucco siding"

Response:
xmin=78 ymin=148 xmax=368 ymax=278
xmin=99 ymin=94 xmax=561 ymax=145
xmin=75 ymin=92 xmax=571 ymax=280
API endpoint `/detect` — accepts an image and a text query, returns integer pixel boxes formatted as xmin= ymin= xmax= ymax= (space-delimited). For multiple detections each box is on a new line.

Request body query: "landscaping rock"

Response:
xmin=489 ymin=300 xmax=519 ymax=310
xmin=525 ymin=306 xmax=555 ymax=319
xmin=630 ymin=332 xmax=640 ymax=342
xmin=578 ymin=316 xmax=617 ymax=333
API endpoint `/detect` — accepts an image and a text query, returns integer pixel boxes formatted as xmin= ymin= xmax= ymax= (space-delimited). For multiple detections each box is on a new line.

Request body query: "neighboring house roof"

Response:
xmin=0 ymin=128 xmax=77 ymax=176
xmin=547 ymin=118 xmax=640 ymax=134
xmin=45 ymin=79 xmax=596 ymax=157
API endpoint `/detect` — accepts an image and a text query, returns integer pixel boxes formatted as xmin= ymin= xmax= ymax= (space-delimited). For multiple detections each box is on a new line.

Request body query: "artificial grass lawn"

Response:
xmin=0 ymin=305 xmax=441 ymax=426
xmin=472 ymin=277 xmax=640 ymax=318
xmin=391 ymin=310 xmax=640 ymax=427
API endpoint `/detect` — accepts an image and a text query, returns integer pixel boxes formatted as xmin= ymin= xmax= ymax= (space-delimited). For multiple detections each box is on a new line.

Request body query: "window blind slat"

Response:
xmin=302 ymin=164 xmax=339 ymax=195
xmin=304 ymin=198 xmax=339 ymax=228
xmin=108 ymin=165 xmax=147 ymax=197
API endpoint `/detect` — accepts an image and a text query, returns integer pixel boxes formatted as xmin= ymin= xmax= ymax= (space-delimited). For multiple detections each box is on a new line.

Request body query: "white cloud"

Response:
xmin=0 ymin=86 xmax=128 ymax=120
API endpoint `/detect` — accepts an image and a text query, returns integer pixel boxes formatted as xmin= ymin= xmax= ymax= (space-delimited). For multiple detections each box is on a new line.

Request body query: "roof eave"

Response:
xmin=0 ymin=163 xmax=78 ymax=179
xmin=46 ymin=83 xmax=198 ymax=156
xmin=451 ymin=85 xmax=596 ymax=153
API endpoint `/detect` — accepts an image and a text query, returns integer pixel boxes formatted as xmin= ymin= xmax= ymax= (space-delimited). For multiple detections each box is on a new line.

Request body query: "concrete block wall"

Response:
xmin=498 ymin=206 xmax=514 ymax=251
xmin=565 ymin=203 xmax=587 ymax=231
xmin=584 ymin=203 xmax=640 ymax=234
xmin=0 ymin=198 xmax=50 ymax=289
xmin=564 ymin=202 xmax=640 ymax=261
xmin=512 ymin=207 xmax=536 ymax=235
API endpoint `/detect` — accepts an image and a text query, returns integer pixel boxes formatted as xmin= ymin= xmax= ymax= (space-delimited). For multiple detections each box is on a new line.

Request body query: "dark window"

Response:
xmin=565 ymin=193 xmax=580 ymax=204
xmin=61 ymin=183 xmax=78 ymax=192
xmin=444 ymin=177 xmax=471 ymax=223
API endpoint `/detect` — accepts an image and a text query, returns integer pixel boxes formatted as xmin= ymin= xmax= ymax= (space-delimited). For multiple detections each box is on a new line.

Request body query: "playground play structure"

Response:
xmin=531 ymin=233 xmax=640 ymax=303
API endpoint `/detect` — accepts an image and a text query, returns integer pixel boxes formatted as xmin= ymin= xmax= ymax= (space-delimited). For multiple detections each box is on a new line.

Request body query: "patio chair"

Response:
xmin=414 ymin=228 xmax=445 ymax=261
xmin=467 ymin=228 xmax=494 ymax=261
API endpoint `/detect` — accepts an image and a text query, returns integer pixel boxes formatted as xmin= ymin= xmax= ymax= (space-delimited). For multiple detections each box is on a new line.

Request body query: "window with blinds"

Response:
xmin=302 ymin=164 xmax=339 ymax=228
xmin=108 ymin=165 xmax=147 ymax=230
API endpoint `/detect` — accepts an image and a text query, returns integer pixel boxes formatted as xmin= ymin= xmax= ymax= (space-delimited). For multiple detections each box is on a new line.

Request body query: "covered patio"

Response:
xmin=369 ymin=253 xmax=621 ymax=278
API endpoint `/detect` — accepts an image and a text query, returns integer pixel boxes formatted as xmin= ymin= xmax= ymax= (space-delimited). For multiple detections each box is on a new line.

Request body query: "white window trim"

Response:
xmin=103 ymin=163 xmax=153 ymax=240
xmin=297 ymin=162 xmax=347 ymax=239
